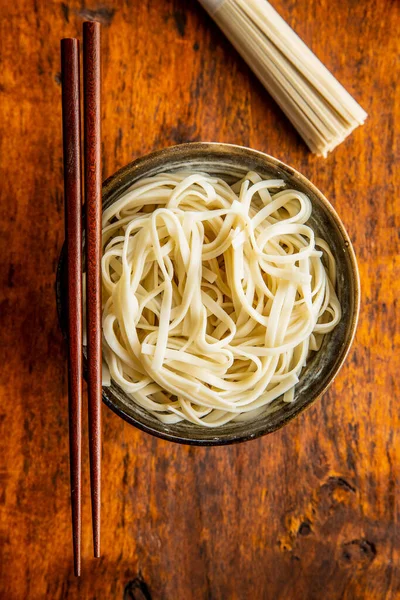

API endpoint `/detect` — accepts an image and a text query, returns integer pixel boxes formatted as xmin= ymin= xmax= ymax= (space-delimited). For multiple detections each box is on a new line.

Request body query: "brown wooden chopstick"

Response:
xmin=83 ymin=20 xmax=102 ymax=559
xmin=61 ymin=37 xmax=83 ymax=578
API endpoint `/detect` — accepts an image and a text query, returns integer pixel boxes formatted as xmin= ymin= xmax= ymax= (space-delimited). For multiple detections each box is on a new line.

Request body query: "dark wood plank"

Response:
xmin=0 ymin=0 xmax=399 ymax=598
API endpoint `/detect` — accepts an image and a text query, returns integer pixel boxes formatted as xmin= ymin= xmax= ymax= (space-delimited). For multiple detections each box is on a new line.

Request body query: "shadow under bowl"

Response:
xmin=56 ymin=142 xmax=360 ymax=446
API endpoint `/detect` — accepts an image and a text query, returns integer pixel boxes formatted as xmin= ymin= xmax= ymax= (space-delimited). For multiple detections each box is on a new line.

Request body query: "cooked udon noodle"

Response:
xmin=99 ymin=170 xmax=341 ymax=427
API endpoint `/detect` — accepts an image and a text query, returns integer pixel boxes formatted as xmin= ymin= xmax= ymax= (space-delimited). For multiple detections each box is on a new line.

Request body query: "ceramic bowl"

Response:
xmin=56 ymin=142 xmax=360 ymax=445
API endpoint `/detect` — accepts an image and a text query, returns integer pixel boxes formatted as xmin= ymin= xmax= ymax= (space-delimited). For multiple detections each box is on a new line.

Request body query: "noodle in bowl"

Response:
xmin=58 ymin=143 xmax=360 ymax=444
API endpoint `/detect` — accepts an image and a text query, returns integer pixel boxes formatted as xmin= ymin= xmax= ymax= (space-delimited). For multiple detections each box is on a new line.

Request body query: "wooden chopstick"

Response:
xmin=61 ymin=37 xmax=83 ymax=578
xmin=83 ymin=21 xmax=102 ymax=559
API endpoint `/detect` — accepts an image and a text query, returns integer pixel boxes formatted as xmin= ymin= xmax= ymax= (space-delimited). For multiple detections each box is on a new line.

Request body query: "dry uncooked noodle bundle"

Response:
xmin=100 ymin=170 xmax=341 ymax=427
xmin=198 ymin=0 xmax=367 ymax=156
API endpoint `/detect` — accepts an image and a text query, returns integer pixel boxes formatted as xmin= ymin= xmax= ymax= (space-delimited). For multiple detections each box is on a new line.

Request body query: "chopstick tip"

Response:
xmin=93 ymin=523 xmax=101 ymax=558
xmin=74 ymin=557 xmax=81 ymax=577
xmin=83 ymin=20 xmax=101 ymax=31
xmin=61 ymin=37 xmax=79 ymax=44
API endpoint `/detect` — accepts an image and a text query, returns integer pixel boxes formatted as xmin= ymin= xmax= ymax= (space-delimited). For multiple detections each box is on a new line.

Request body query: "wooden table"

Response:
xmin=1 ymin=1 xmax=399 ymax=598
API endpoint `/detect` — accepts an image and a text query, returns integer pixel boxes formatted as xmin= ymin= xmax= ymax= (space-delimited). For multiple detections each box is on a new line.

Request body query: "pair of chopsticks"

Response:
xmin=61 ymin=21 xmax=102 ymax=577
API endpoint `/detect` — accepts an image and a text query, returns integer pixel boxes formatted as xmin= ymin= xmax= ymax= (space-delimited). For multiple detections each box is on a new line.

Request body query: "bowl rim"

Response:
xmin=57 ymin=142 xmax=360 ymax=445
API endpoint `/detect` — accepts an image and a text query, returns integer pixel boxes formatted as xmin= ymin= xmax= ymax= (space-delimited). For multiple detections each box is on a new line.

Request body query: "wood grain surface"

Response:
xmin=0 ymin=1 xmax=399 ymax=599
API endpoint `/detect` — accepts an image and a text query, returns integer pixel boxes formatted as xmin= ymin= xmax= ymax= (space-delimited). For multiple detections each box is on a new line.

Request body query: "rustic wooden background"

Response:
xmin=1 ymin=0 xmax=399 ymax=598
